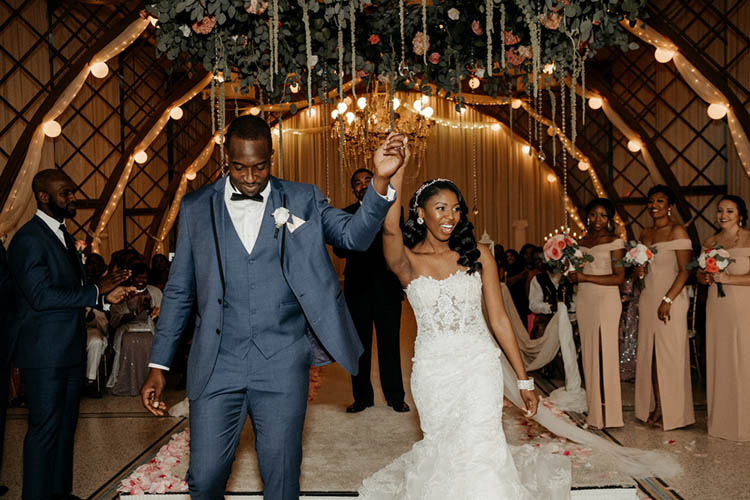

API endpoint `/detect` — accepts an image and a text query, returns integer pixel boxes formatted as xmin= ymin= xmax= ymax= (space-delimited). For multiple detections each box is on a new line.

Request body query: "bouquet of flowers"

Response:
xmin=542 ymin=234 xmax=592 ymax=274
xmin=687 ymin=243 xmax=735 ymax=297
xmin=619 ymin=241 xmax=657 ymax=288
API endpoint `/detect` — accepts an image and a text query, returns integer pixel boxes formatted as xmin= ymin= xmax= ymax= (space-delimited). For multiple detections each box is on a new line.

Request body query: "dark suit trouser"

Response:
xmin=187 ymin=335 xmax=311 ymax=500
xmin=347 ymin=292 xmax=404 ymax=404
xmin=21 ymin=363 xmax=83 ymax=500
xmin=0 ymin=357 xmax=8 ymax=478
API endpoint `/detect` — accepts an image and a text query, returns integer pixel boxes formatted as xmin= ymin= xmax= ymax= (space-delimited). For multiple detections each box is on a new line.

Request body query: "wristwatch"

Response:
xmin=661 ymin=296 xmax=673 ymax=304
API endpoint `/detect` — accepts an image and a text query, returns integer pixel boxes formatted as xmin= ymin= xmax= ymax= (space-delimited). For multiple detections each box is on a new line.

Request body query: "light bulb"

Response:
xmin=214 ymin=135 xmax=224 ymax=144
xmin=134 ymin=151 xmax=148 ymax=164
xmin=357 ymin=97 xmax=367 ymax=109
xmin=413 ymin=99 xmax=423 ymax=112
xmin=337 ymin=101 xmax=348 ymax=113
xmin=547 ymin=173 xmax=557 ymax=183
xmin=654 ymin=48 xmax=675 ymax=63
xmin=491 ymin=123 xmax=501 ymax=132
xmin=272 ymin=128 xmax=280 ymax=136
xmin=468 ymin=77 xmax=480 ymax=89
xmin=43 ymin=120 xmax=61 ymax=138
xmin=707 ymin=103 xmax=728 ymax=120
xmin=521 ymin=144 xmax=531 ymax=155
xmin=421 ymin=106 xmax=434 ymax=118
xmin=214 ymin=73 xmax=224 ymax=83
xmin=543 ymin=62 xmax=555 ymax=74
xmin=149 ymin=16 xmax=158 ymax=26
xmin=169 ymin=107 xmax=184 ymax=120
xmin=459 ymin=107 xmax=467 ymax=114
xmin=249 ymin=106 xmax=260 ymax=116
xmin=90 ymin=61 xmax=109 ymax=78
xmin=185 ymin=171 xmax=196 ymax=181
xmin=290 ymin=82 xmax=300 ymax=93
xmin=511 ymin=98 xmax=522 ymax=109
xmin=577 ymin=160 xmax=590 ymax=171
xmin=588 ymin=96 xmax=603 ymax=110
xmin=392 ymin=97 xmax=401 ymax=110
xmin=331 ymin=109 xmax=340 ymax=119
xmin=627 ymin=139 xmax=642 ymax=152
xmin=345 ymin=111 xmax=355 ymax=124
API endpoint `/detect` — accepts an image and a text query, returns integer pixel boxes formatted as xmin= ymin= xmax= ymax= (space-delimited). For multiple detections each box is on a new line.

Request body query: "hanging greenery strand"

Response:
xmin=486 ymin=0 xmax=493 ymax=76
xmin=268 ymin=14 xmax=274 ymax=90
xmin=338 ymin=8 xmax=345 ymax=101
xmin=500 ymin=2 xmax=506 ymax=69
xmin=399 ymin=0 xmax=406 ymax=70
xmin=581 ymin=48 xmax=589 ymax=126
xmin=350 ymin=0 xmax=357 ymax=101
xmin=561 ymin=79 xmax=569 ymax=229
xmin=549 ymin=86 xmax=556 ymax=169
xmin=302 ymin=1 xmax=313 ymax=111
xmin=273 ymin=0 xmax=279 ymax=77
xmin=422 ymin=0 xmax=427 ymax=66
xmin=278 ymin=114 xmax=284 ymax=177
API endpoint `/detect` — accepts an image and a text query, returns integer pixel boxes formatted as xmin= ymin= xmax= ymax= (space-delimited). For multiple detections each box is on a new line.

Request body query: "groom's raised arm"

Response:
xmin=320 ymin=133 xmax=408 ymax=250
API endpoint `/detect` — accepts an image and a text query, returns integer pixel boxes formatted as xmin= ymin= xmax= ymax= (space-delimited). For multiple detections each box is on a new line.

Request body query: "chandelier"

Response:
xmin=330 ymin=92 xmax=436 ymax=173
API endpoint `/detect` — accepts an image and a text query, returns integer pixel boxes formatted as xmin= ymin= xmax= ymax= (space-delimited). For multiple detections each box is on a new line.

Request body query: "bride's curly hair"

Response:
xmin=403 ymin=179 xmax=482 ymax=274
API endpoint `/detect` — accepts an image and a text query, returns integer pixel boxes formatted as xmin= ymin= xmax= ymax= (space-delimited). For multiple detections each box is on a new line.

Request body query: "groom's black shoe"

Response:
xmin=346 ymin=401 xmax=373 ymax=413
xmin=387 ymin=400 xmax=410 ymax=413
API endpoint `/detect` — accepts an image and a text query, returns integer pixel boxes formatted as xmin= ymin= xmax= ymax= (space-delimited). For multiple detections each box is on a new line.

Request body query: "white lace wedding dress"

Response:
xmin=359 ymin=270 xmax=572 ymax=500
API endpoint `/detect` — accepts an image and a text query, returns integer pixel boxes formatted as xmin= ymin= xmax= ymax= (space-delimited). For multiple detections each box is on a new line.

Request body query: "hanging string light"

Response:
xmin=302 ymin=2 xmax=313 ymax=112
xmin=422 ymin=0 xmax=428 ymax=66
xmin=500 ymin=2 xmax=506 ymax=69
xmin=486 ymin=0 xmax=493 ymax=77
xmin=350 ymin=0 xmax=357 ymax=101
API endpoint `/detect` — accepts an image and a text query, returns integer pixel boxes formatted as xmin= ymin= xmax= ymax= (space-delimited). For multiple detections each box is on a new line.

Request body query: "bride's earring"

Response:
xmin=668 ymin=207 xmax=672 ymax=217
xmin=417 ymin=217 xmax=424 ymax=225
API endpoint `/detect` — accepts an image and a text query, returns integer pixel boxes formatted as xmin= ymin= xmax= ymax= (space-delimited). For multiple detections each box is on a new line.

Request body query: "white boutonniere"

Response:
xmin=272 ymin=207 xmax=290 ymax=229
xmin=272 ymin=206 xmax=290 ymax=239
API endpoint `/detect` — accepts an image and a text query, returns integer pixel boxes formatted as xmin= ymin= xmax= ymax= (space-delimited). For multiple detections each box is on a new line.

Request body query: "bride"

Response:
xmin=359 ymin=137 xmax=571 ymax=499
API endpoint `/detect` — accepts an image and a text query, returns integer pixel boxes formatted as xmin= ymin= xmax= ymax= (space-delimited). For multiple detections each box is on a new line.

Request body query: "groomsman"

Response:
xmin=0 ymin=243 xmax=11 ymax=496
xmin=334 ymin=168 xmax=409 ymax=413
xmin=7 ymin=169 xmax=133 ymax=500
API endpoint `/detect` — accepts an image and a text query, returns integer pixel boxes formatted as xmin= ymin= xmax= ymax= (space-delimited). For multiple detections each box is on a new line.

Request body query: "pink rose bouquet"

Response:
xmin=542 ymin=234 xmax=591 ymax=274
xmin=619 ymin=241 xmax=657 ymax=288
xmin=687 ymin=243 xmax=734 ymax=297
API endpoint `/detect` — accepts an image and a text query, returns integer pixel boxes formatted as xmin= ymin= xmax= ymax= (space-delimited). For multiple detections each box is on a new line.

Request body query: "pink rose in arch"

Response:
xmin=368 ymin=34 xmax=380 ymax=45
xmin=429 ymin=52 xmax=440 ymax=64
xmin=471 ymin=20 xmax=483 ymax=36
xmin=503 ymin=31 xmax=520 ymax=45
xmin=192 ymin=16 xmax=216 ymax=35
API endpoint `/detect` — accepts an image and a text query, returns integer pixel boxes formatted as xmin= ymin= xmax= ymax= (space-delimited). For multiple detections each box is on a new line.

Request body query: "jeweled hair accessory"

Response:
xmin=412 ymin=178 xmax=453 ymax=211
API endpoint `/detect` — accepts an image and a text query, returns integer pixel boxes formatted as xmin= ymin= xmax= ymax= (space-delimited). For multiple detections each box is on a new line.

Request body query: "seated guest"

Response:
xmin=494 ymin=244 xmax=506 ymax=282
xmin=528 ymin=262 xmax=575 ymax=339
xmin=149 ymin=254 xmax=170 ymax=290
xmin=84 ymin=253 xmax=108 ymax=398
xmin=107 ymin=263 xmax=162 ymax=396
xmin=505 ymin=249 xmax=530 ymax=327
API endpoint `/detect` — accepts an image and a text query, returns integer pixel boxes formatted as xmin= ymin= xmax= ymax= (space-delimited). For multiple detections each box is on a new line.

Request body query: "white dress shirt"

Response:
xmin=35 ymin=209 xmax=101 ymax=301
xmin=36 ymin=209 xmax=67 ymax=248
xmin=225 ymin=178 xmax=272 ymax=254
xmin=150 ymin=178 xmax=395 ymax=372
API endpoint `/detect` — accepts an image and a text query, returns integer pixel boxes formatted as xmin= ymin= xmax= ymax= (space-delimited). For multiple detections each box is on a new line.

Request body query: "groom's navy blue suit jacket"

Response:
xmin=150 ymin=176 xmax=392 ymax=399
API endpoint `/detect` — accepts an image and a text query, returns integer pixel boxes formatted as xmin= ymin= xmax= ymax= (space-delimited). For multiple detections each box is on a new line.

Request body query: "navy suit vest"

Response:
xmin=219 ymin=201 xmax=306 ymax=360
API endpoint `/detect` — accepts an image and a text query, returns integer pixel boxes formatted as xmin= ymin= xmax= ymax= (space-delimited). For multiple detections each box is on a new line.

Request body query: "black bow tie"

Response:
xmin=230 ymin=192 xmax=263 ymax=202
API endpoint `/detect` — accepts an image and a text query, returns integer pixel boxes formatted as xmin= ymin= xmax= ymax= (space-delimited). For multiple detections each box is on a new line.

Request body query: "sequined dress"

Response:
xmin=358 ymin=270 xmax=571 ymax=500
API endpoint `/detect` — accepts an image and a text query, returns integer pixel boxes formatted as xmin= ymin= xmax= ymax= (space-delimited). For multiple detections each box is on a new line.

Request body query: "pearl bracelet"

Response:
xmin=517 ymin=377 xmax=534 ymax=391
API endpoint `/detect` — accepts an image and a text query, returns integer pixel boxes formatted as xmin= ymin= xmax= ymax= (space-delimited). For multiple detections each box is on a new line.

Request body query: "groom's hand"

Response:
xmin=372 ymin=133 xmax=410 ymax=196
xmin=141 ymin=368 xmax=168 ymax=416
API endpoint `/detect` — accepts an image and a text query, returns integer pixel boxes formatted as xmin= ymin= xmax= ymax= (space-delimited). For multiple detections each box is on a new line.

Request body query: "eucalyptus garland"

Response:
xmin=146 ymin=0 xmax=644 ymax=107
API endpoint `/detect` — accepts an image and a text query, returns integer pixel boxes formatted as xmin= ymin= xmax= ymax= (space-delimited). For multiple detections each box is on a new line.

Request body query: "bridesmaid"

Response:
xmin=697 ymin=195 xmax=750 ymax=441
xmin=569 ymin=198 xmax=625 ymax=428
xmin=634 ymin=185 xmax=695 ymax=430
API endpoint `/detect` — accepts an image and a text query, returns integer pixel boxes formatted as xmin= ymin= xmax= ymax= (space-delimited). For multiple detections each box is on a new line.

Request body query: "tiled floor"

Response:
xmin=1 ymin=303 xmax=748 ymax=499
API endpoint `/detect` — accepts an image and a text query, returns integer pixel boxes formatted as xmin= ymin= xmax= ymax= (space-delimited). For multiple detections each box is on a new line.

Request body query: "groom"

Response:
xmin=141 ymin=115 xmax=408 ymax=499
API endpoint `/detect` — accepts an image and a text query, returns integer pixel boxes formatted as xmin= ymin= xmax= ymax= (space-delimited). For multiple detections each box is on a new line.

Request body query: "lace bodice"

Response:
xmin=406 ymin=270 xmax=492 ymax=346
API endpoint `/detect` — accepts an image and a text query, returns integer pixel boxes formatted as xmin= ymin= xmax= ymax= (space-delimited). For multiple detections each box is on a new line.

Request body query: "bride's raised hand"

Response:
xmin=520 ymin=389 xmax=539 ymax=417
xmin=373 ymin=133 xmax=410 ymax=180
